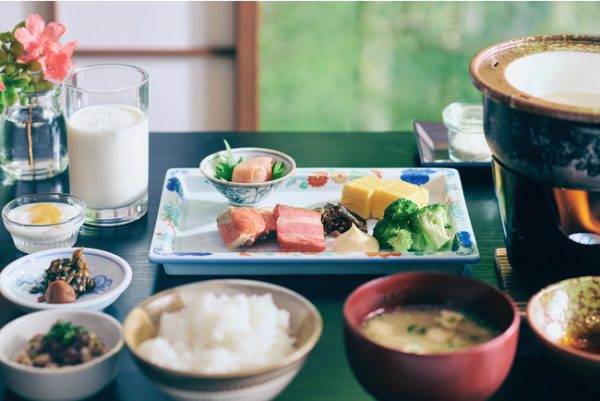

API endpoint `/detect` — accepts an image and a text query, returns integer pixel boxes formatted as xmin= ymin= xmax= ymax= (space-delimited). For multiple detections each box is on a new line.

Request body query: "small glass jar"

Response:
xmin=2 ymin=193 xmax=85 ymax=254
xmin=442 ymin=103 xmax=491 ymax=163
xmin=0 ymin=86 xmax=68 ymax=181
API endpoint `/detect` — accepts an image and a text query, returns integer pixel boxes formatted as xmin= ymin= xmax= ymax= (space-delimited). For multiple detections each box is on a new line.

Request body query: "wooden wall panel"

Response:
xmin=236 ymin=2 xmax=259 ymax=131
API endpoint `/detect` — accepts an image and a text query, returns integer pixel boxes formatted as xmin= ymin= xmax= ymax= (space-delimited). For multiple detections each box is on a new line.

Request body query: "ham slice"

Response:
xmin=232 ymin=157 xmax=274 ymax=183
xmin=217 ymin=207 xmax=275 ymax=249
xmin=274 ymin=205 xmax=325 ymax=252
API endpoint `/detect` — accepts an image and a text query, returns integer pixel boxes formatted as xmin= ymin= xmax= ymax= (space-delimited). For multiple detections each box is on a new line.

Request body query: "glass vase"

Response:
xmin=0 ymin=86 xmax=68 ymax=181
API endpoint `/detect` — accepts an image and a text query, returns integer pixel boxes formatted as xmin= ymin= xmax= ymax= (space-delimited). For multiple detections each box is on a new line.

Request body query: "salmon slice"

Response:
xmin=232 ymin=157 xmax=274 ymax=183
xmin=217 ymin=207 xmax=275 ymax=248
xmin=274 ymin=205 xmax=325 ymax=252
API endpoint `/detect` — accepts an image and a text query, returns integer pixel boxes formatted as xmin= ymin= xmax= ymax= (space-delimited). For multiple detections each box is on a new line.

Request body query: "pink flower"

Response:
xmin=40 ymin=41 xmax=77 ymax=82
xmin=0 ymin=79 xmax=4 ymax=92
xmin=14 ymin=14 xmax=77 ymax=82
xmin=14 ymin=14 xmax=65 ymax=63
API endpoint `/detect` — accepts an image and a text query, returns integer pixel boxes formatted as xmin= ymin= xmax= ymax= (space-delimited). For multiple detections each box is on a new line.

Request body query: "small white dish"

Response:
xmin=2 ymin=193 xmax=86 ymax=254
xmin=0 ymin=309 xmax=123 ymax=401
xmin=0 ymin=247 xmax=133 ymax=312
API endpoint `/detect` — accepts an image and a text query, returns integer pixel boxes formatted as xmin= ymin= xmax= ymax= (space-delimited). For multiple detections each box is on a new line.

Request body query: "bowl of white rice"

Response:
xmin=123 ymin=279 xmax=322 ymax=401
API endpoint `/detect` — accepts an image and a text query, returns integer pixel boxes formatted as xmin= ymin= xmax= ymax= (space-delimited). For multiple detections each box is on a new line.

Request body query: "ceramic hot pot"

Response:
xmin=470 ymin=35 xmax=600 ymax=276
xmin=470 ymin=34 xmax=600 ymax=191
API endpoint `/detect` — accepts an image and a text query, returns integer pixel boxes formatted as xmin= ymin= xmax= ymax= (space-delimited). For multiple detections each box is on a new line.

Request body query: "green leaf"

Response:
xmin=35 ymin=80 xmax=53 ymax=92
xmin=4 ymin=64 xmax=15 ymax=75
xmin=26 ymin=60 xmax=41 ymax=72
xmin=11 ymin=41 xmax=23 ymax=56
xmin=271 ymin=161 xmax=286 ymax=180
xmin=0 ymin=32 xmax=11 ymax=43
xmin=212 ymin=139 xmax=241 ymax=181
xmin=12 ymin=78 xmax=28 ymax=88
xmin=223 ymin=139 xmax=236 ymax=166
xmin=4 ymin=85 xmax=17 ymax=105
xmin=11 ymin=22 xmax=25 ymax=35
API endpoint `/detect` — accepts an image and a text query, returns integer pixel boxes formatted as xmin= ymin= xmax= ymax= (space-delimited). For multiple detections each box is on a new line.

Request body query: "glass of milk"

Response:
xmin=64 ymin=65 xmax=149 ymax=226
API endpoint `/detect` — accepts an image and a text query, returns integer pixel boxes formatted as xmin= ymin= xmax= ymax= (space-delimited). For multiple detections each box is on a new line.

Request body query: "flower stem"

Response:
xmin=26 ymin=102 xmax=33 ymax=166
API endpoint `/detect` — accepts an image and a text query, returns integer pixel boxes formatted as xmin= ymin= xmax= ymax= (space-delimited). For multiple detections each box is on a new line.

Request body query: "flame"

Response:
xmin=552 ymin=188 xmax=600 ymax=235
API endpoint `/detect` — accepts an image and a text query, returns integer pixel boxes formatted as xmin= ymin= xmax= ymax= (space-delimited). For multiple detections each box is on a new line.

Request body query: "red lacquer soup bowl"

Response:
xmin=343 ymin=272 xmax=520 ymax=401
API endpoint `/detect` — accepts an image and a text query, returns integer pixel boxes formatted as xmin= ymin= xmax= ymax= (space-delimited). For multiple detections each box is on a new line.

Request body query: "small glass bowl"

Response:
xmin=2 ymin=193 xmax=86 ymax=254
xmin=442 ymin=102 xmax=491 ymax=163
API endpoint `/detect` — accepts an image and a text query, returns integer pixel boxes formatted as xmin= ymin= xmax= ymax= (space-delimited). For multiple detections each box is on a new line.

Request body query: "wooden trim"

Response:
xmin=53 ymin=2 xmax=235 ymax=58
xmin=236 ymin=2 xmax=259 ymax=131
xmin=74 ymin=48 xmax=236 ymax=58
xmin=50 ymin=1 xmax=57 ymax=21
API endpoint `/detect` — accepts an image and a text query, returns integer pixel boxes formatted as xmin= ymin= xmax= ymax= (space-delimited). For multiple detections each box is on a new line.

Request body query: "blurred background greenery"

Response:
xmin=260 ymin=1 xmax=600 ymax=131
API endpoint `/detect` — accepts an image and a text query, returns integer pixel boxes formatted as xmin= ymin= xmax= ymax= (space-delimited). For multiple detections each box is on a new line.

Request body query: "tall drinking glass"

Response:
xmin=64 ymin=64 xmax=149 ymax=226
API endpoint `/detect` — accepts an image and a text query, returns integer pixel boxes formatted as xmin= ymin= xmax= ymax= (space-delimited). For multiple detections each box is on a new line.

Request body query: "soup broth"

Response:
xmin=362 ymin=306 xmax=499 ymax=354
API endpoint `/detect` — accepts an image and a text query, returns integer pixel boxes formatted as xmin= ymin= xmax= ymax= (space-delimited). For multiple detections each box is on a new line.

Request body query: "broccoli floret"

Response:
xmin=383 ymin=198 xmax=419 ymax=222
xmin=409 ymin=204 xmax=453 ymax=252
xmin=387 ymin=229 xmax=413 ymax=252
xmin=373 ymin=220 xmax=413 ymax=252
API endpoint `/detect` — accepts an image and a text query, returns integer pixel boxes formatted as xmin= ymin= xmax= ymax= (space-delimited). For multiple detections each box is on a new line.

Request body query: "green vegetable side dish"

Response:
xmin=212 ymin=140 xmax=286 ymax=182
xmin=373 ymin=198 xmax=454 ymax=253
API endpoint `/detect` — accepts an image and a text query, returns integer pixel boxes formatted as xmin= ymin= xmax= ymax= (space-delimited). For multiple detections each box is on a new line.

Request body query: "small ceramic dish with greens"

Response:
xmin=199 ymin=142 xmax=296 ymax=206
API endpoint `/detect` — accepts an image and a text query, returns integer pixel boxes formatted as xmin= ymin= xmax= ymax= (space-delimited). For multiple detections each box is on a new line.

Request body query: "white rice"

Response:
xmin=137 ymin=292 xmax=296 ymax=374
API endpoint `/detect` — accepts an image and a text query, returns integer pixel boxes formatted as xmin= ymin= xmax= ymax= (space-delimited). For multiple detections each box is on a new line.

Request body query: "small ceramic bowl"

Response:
xmin=344 ymin=272 xmax=520 ymax=401
xmin=199 ymin=147 xmax=296 ymax=206
xmin=2 ymin=193 xmax=86 ymax=254
xmin=0 ymin=309 xmax=123 ymax=401
xmin=0 ymin=247 xmax=133 ymax=312
xmin=527 ymin=276 xmax=600 ymax=390
xmin=124 ymin=279 xmax=322 ymax=401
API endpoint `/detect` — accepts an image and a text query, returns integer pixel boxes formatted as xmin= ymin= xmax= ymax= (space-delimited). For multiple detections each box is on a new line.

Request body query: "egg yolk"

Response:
xmin=28 ymin=204 xmax=63 ymax=225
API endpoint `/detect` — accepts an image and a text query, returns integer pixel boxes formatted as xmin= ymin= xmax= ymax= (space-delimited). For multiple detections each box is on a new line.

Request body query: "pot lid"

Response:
xmin=470 ymin=34 xmax=600 ymax=124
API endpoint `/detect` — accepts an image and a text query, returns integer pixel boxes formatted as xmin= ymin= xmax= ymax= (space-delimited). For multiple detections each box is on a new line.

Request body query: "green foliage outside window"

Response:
xmin=260 ymin=1 xmax=600 ymax=131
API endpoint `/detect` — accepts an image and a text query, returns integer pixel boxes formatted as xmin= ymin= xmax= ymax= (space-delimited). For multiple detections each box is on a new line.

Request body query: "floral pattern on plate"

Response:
xmin=149 ymin=167 xmax=479 ymax=275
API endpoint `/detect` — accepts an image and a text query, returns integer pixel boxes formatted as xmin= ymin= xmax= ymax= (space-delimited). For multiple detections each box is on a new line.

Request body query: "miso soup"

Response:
xmin=362 ymin=306 xmax=499 ymax=354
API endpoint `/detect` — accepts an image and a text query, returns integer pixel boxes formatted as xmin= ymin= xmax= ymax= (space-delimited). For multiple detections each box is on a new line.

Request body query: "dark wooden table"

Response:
xmin=0 ymin=132 xmax=592 ymax=400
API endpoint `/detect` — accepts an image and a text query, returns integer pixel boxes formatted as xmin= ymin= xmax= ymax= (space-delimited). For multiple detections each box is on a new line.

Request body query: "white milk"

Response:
xmin=67 ymin=104 xmax=148 ymax=209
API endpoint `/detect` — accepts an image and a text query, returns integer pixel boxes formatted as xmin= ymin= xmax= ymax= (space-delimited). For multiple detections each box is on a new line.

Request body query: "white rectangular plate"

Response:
xmin=149 ymin=168 xmax=479 ymax=275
